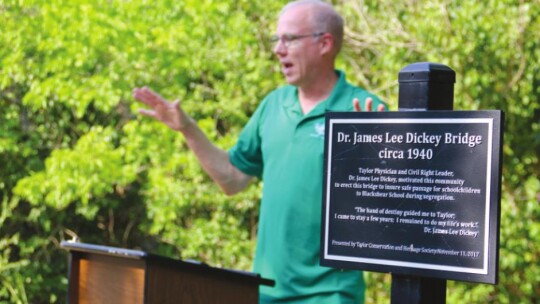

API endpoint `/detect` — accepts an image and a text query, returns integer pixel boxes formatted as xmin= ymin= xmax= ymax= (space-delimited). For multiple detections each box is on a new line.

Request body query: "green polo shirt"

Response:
xmin=229 ymin=71 xmax=386 ymax=304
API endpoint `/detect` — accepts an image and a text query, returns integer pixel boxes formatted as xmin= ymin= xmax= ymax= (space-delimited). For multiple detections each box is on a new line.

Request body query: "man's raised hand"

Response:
xmin=132 ymin=87 xmax=189 ymax=131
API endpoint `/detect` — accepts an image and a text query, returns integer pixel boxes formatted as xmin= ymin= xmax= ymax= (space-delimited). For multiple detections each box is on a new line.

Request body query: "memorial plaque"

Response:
xmin=321 ymin=110 xmax=503 ymax=284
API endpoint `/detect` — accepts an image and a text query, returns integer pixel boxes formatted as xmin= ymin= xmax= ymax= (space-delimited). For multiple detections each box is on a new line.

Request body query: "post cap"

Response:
xmin=398 ymin=62 xmax=456 ymax=83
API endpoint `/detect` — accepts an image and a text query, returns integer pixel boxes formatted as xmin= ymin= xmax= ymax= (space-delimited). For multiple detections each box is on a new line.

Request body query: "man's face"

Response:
xmin=273 ymin=7 xmax=322 ymax=87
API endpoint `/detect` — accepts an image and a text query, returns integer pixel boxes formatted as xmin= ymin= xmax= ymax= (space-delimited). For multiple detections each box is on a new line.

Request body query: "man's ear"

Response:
xmin=319 ymin=33 xmax=335 ymax=56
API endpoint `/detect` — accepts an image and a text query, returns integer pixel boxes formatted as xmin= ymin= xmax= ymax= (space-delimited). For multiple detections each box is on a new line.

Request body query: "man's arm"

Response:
xmin=132 ymin=87 xmax=252 ymax=195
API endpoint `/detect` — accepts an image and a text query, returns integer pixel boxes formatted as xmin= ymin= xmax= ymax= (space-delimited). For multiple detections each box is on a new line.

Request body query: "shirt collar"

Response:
xmin=282 ymin=70 xmax=352 ymax=118
xmin=324 ymin=70 xmax=352 ymax=112
xmin=310 ymin=70 xmax=352 ymax=117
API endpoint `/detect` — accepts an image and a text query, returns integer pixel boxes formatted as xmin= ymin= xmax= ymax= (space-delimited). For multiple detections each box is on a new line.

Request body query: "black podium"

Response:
xmin=61 ymin=242 xmax=274 ymax=304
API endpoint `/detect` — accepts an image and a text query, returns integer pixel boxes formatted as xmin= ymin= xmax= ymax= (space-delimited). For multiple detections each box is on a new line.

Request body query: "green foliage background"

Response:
xmin=1 ymin=0 xmax=538 ymax=303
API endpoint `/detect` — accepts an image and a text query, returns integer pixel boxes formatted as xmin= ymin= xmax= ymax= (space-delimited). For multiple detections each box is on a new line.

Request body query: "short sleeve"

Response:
xmin=228 ymin=100 xmax=268 ymax=178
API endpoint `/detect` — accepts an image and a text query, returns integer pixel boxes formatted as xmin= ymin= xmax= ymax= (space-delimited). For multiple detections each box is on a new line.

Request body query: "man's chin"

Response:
xmin=283 ymin=75 xmax=299 ymax=86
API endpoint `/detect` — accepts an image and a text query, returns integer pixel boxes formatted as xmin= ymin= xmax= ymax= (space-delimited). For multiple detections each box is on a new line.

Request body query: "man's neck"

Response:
xmin=298 ymin=70 xmax=338 ymax=114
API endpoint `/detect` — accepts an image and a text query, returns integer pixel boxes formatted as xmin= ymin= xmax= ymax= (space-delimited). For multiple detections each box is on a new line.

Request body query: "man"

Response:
xmin=133 ymin=0 xmax=387 ymax=303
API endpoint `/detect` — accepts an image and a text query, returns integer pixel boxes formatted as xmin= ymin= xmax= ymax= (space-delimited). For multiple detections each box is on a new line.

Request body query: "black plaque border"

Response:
xmin=320 ymin=110 xmax=503 ymax=284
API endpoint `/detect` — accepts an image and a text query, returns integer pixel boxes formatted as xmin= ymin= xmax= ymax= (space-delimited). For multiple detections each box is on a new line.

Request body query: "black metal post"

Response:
xmin=392 ymin=62 xmax=456 ymax=304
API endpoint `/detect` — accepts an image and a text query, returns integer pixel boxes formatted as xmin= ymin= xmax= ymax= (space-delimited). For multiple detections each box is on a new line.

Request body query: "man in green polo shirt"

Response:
xmin=133 ymin=0 xmax=386 ymax=303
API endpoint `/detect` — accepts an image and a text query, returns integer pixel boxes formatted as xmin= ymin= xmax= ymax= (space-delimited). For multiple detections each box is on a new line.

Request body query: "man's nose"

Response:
xmin=273 ymin=40 xmax=287 ymax=55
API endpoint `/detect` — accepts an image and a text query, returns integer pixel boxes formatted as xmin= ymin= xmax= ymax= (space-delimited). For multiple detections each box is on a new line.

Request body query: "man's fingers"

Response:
xmin=353 ymin=97 xmax=375 ymax=112
xmin=377 ymin=104 xmax=385 ymax=112
xmin=365 ymin=97 xmax=373 ymax=112
xmin=133 ymin=87 xmax=166 ymax=108
xmin=132 ymin=87 xmax=151 ymax=104
xmin=138 ymin=108 xmax=157 ymax=118
xmin=353 ymin=98 xmax=361 ymax=112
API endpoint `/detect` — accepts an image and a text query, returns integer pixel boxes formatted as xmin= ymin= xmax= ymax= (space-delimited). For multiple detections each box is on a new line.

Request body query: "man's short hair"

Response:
xmin=280 ymin=0 xmax=344 ymax=55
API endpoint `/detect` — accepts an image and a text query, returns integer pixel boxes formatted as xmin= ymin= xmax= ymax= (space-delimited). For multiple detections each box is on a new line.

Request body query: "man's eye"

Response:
xmin=283 ymin=35 xmax=296 ymax=42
